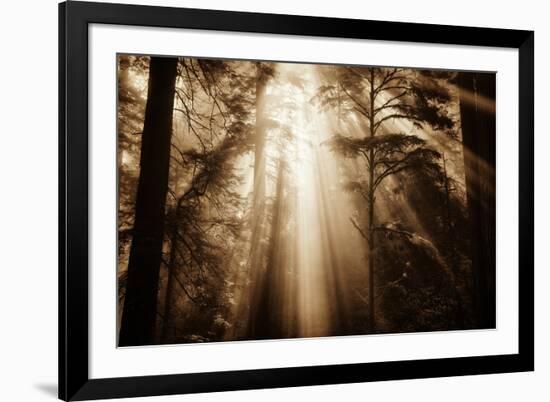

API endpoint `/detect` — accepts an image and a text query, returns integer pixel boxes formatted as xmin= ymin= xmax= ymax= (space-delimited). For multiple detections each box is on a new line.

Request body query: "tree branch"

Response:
xmin=340 ymin=83 xmax=371 ymax=120
xmin=374 ymin=90 xmax=409 ymax=116
xmin=349 ymin=217 xmax=368 ymax=241
xmin=373 ymin=113 xmax=412 ymax=133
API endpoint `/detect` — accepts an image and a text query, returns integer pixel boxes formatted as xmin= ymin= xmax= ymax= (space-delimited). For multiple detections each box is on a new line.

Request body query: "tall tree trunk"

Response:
xmin=119 ymin=57 xmax=178 ymax=346
xmin=441 ymin=153 xmax=466 ymax=327
xmin=161 ymin=153 xmax=187 ymax=343
xmin=367 ymin=68 xmax=377 ymax=332
xmin=246 ymin=65 xmax=269 ymax=337
xmin=457 ymin=72 xmax=496 ymax=329
xmin=253 ymin=68 xmax=267 ymax=214
xmin=248 ymin=68 xmax=267 ymax=276
xmin=160 ymin=217 xmax=179 ymax=343
xmin=442 ymin=153 xmax=453 ymax=233
xmin=252 ymin=159 xmax=286 ymax=339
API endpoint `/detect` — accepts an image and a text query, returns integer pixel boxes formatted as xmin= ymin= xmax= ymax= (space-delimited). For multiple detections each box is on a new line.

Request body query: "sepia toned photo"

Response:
xmin=116 ymin=55 xmax=496 ymax=347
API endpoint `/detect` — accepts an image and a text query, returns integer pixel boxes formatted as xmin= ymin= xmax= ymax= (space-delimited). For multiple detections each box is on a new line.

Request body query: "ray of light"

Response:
xmin=222 ymin=62 xmax=475 ymax=340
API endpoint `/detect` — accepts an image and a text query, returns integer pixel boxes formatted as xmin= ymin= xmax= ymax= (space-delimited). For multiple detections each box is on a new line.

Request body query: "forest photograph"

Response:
xmin=116 ymin=54 xmax=496 ymax=347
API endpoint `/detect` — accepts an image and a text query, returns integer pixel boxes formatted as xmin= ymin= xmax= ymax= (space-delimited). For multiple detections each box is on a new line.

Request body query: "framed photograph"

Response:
xmin=59 ymin=1 xmax=534 ymax=400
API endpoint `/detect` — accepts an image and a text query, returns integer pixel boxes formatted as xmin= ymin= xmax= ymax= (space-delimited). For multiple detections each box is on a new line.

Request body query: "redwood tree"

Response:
xmin=246 ymin=63 xmax=276 ymax=338
xmin=119 ymin=57 xmax=178 ymax=346
xmin=457 ymin=72 xmax=496 ymax=328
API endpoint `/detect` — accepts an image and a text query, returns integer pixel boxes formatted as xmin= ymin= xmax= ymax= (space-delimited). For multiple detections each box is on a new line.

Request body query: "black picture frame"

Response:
xmin=59 ymin=1 xmax=534 ymax=400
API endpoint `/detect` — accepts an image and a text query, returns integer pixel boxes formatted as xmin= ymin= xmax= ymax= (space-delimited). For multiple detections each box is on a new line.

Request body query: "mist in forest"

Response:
xmin=116 ymin=55 xmax=496 ymax=346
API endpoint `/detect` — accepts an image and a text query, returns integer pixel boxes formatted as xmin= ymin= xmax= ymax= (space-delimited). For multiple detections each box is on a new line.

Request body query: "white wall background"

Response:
xmin=0 ymin=0 xmax=545 ymax=401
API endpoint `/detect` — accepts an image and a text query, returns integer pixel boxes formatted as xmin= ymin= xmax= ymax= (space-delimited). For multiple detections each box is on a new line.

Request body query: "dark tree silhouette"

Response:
xmin=246 ymin=63 xmax=278 ymax=338
xmin=457 ymin=72 xmax=496 ymax=328
xmin=119 ymin=57 xmax=178 ymax=346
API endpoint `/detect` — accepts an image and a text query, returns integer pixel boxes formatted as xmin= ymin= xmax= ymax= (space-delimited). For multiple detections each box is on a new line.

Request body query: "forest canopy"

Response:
xmin=117 ymin=55 xmax=496 ymax=346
